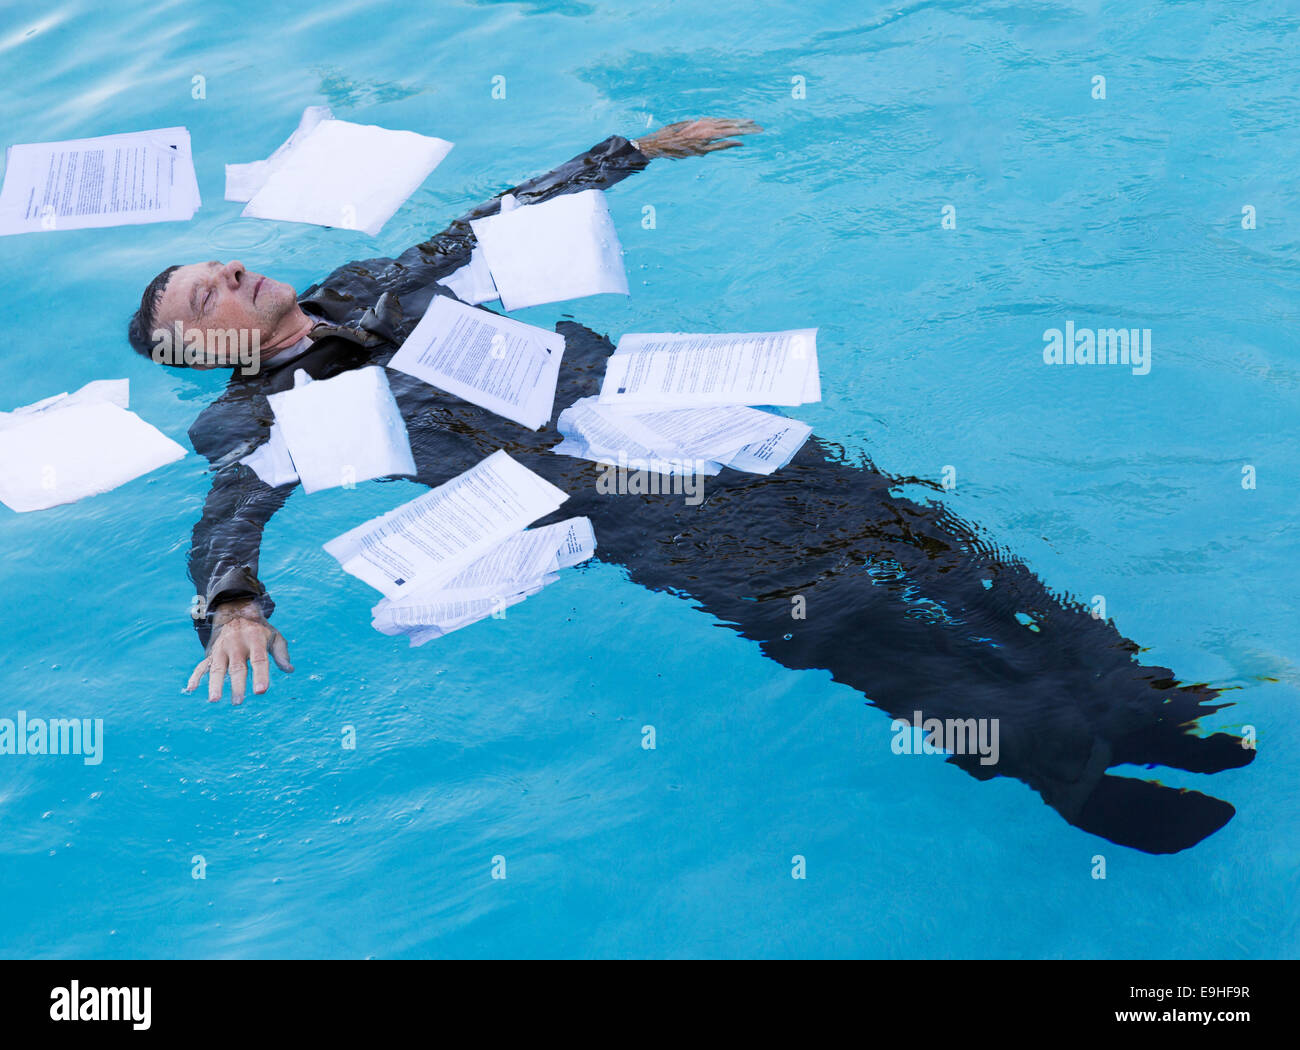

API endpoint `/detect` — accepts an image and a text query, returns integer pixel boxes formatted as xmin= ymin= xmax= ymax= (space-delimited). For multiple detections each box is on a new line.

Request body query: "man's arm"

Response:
xmin=184 ymin=400 xmax=296 ymax=704
xmin=448 ymin=118 xmax=765 ymax=221
xmin=190 ymin=118 xmax=761 ymax=703
xmin=378 ymin=118 xmax=763 ymax=302
xmin=188 ymin=460 xmax=290 ymax=636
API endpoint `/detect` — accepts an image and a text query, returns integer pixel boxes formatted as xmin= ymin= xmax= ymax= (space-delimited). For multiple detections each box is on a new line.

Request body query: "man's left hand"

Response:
xmin=635 ymin=118 xmax=763 ymax=159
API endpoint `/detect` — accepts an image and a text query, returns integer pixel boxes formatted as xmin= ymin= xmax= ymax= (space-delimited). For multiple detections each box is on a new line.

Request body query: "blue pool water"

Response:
xmin=0 ymin=0 xmax=1296 ymax=958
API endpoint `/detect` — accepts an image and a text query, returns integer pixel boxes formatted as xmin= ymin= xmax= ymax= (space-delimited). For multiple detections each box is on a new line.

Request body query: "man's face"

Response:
xmin=153 ymin=260 xmax=298 ymax=367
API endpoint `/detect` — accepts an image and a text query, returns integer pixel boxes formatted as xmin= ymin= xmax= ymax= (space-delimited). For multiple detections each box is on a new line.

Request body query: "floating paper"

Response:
xmin=552 ymin=396 xmax=811 ymax=476
xmin=0 ymin=380 xmax=185 ymax=512
xmin=714 ymin=418 xmax=813 ymax=474
xmin=552 ymin=397 xmax=722 ymax=476
xmin=324 ymin=450 xmax=567 ymax=600
xmin=239 ymin=422 xmax=299 ymax=488
xmin=224 ymin=105 xmax=332 ymax=202
xmin=4 ymin=378 xmax=130 ymax=416
xmin=382 ymin=589 xmax=539 ymax=647
xmin=388 ymin=294 xmax=564 ymax=430
xmin=437 ymin=247 xmax=499 ymax=305
xmin=231 ymin=113 xmax=453 ymax=235
xmin=0 ymin=127 xmax=200 ymax=235
xmin=469 ymin=188 xmax=628 ymax=311
xmin=631 ymin=404 xmax=813 ymax=475
xmin=266 ymin=366 xmax=415 ymax=494
xmin=599 ymin=329 xmax=820 ymax=410
xmin=631 ymin=405 xmax=793 ymax=462
xmin=372 ymin=516 xmax=596 ymax=646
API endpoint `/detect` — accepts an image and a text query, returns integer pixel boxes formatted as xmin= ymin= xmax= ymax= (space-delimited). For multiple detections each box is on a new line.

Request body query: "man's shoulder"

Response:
xmin=299 ymin=257 xmax=399 ymax=320
xmin=188 ymin=380 xmax=271 ymax=463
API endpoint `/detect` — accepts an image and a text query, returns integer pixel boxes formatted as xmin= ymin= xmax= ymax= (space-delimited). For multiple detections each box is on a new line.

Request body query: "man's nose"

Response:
xmin=222 ymin=260 xmax=245 ymax=287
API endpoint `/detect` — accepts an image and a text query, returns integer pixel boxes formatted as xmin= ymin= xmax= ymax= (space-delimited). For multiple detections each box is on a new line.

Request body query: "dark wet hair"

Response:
xmin=126 ymin=265 xmax=183 ymax=364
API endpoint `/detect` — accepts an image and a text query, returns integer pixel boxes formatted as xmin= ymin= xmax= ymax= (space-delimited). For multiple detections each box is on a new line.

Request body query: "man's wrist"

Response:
xmin=211 ymin=598 xmax=267 ymax=627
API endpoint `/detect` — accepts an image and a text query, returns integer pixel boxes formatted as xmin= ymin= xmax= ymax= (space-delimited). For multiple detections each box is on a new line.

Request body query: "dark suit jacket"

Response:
xmin=189 ymin=134 xmax=649 ymax=626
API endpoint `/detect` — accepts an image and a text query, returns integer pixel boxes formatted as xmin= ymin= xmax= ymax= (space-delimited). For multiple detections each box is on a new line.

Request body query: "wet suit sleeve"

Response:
xmin=186 ymin=396 xmax=297 ymax=649
xmin=188 ymin=464 xmax=294 ymax=648
xmin=386 ymin=135 xmax=651 ymax=287
xmin=450 ymin=133 xmax=650 ymax=227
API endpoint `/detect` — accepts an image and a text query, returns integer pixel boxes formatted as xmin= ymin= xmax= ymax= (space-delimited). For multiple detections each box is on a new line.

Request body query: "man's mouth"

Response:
xmin=253 ymin=276 xmax=264 ymax=302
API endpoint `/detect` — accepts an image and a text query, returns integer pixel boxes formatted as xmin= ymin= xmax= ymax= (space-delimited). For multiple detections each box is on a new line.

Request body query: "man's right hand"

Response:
xmin=186 ymin=598 xmax=294 ymax=705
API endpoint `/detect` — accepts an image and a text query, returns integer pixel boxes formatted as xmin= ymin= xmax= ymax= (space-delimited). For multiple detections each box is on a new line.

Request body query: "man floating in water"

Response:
xmin=127 ymin=117 xmax=1253 ymax=855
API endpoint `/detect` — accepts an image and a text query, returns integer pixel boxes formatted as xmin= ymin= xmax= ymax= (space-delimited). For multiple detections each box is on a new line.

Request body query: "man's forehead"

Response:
xmin=157 ymin=260 xmax=219 ymax=320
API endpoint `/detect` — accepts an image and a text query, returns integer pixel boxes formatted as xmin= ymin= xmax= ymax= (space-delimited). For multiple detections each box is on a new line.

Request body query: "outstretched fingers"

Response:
xmin=184 ymin=611 xmax=289 ymax=707
xmin=229 ymin=657 xmax=249 ymax=706
xmin=207 ymin=653 xmax=229 ymax=703
xmin=706 ymin=117 xmax=763 ymax=136
xmin=690 ymin=118 xmax=763 ymax=155
xmin=249 ymin=647 xmax=271 ymax=696
xmin=185 ymin=657 xmax=210 ymax=694
xmin=270 ymin=630 xmax=294 ymax=674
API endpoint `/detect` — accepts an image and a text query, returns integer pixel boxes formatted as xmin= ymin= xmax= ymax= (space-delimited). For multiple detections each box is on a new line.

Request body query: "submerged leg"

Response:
xmin=564 ymin=439 xmax=1253 ymax=854
xmin=504 ymin=321 xmax=1254 ymax=854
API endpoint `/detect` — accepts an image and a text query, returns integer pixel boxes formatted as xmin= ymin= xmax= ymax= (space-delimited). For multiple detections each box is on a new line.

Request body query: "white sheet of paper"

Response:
xmin=0 ymin=380 xmax=185 ymax=512
xmin=388 ymin=295 xmax=564 ymax=430
xmin=267 ymin=366 xmax=415 ymax=494
xmin=371 ymin=516 xmax=595 ymax=644
xmin=385 ymin=516 xmax=595 ymax=607
xmin=551 ymin=397 xmax=722 ymax=476
xmin=632 ymin=404 xmax=812 ymax=475
xmin=718 ymin=418 xmax=813 ymax=474
xmin=629 ymin=405 xmax=791 ymax=461
xmin=469 ymin=188 xmax=629 ymax=311
xmin=323 ymin=450 xmax=567 ymax=599
xmin=437 ymin=247 xmax=499 ymax=305
xmin=0 ymin=379 xmax=131 ymax=423
xmin=598 ymin=329 xmax=820 ymax=409
xmin=552 ymin=398 xmax=811 ymax=477
xmin=225 ymin=105 xmax=333 ymax=202
xmin=0 ymin=127 xmax=200 ymax=236
xmin=239 ymin=422 xmax=299 ymax=488
xmin=237 ymin=118 xmax=453 ymax=235
xmin=377 ymin=588 xmax=541 ymax=646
